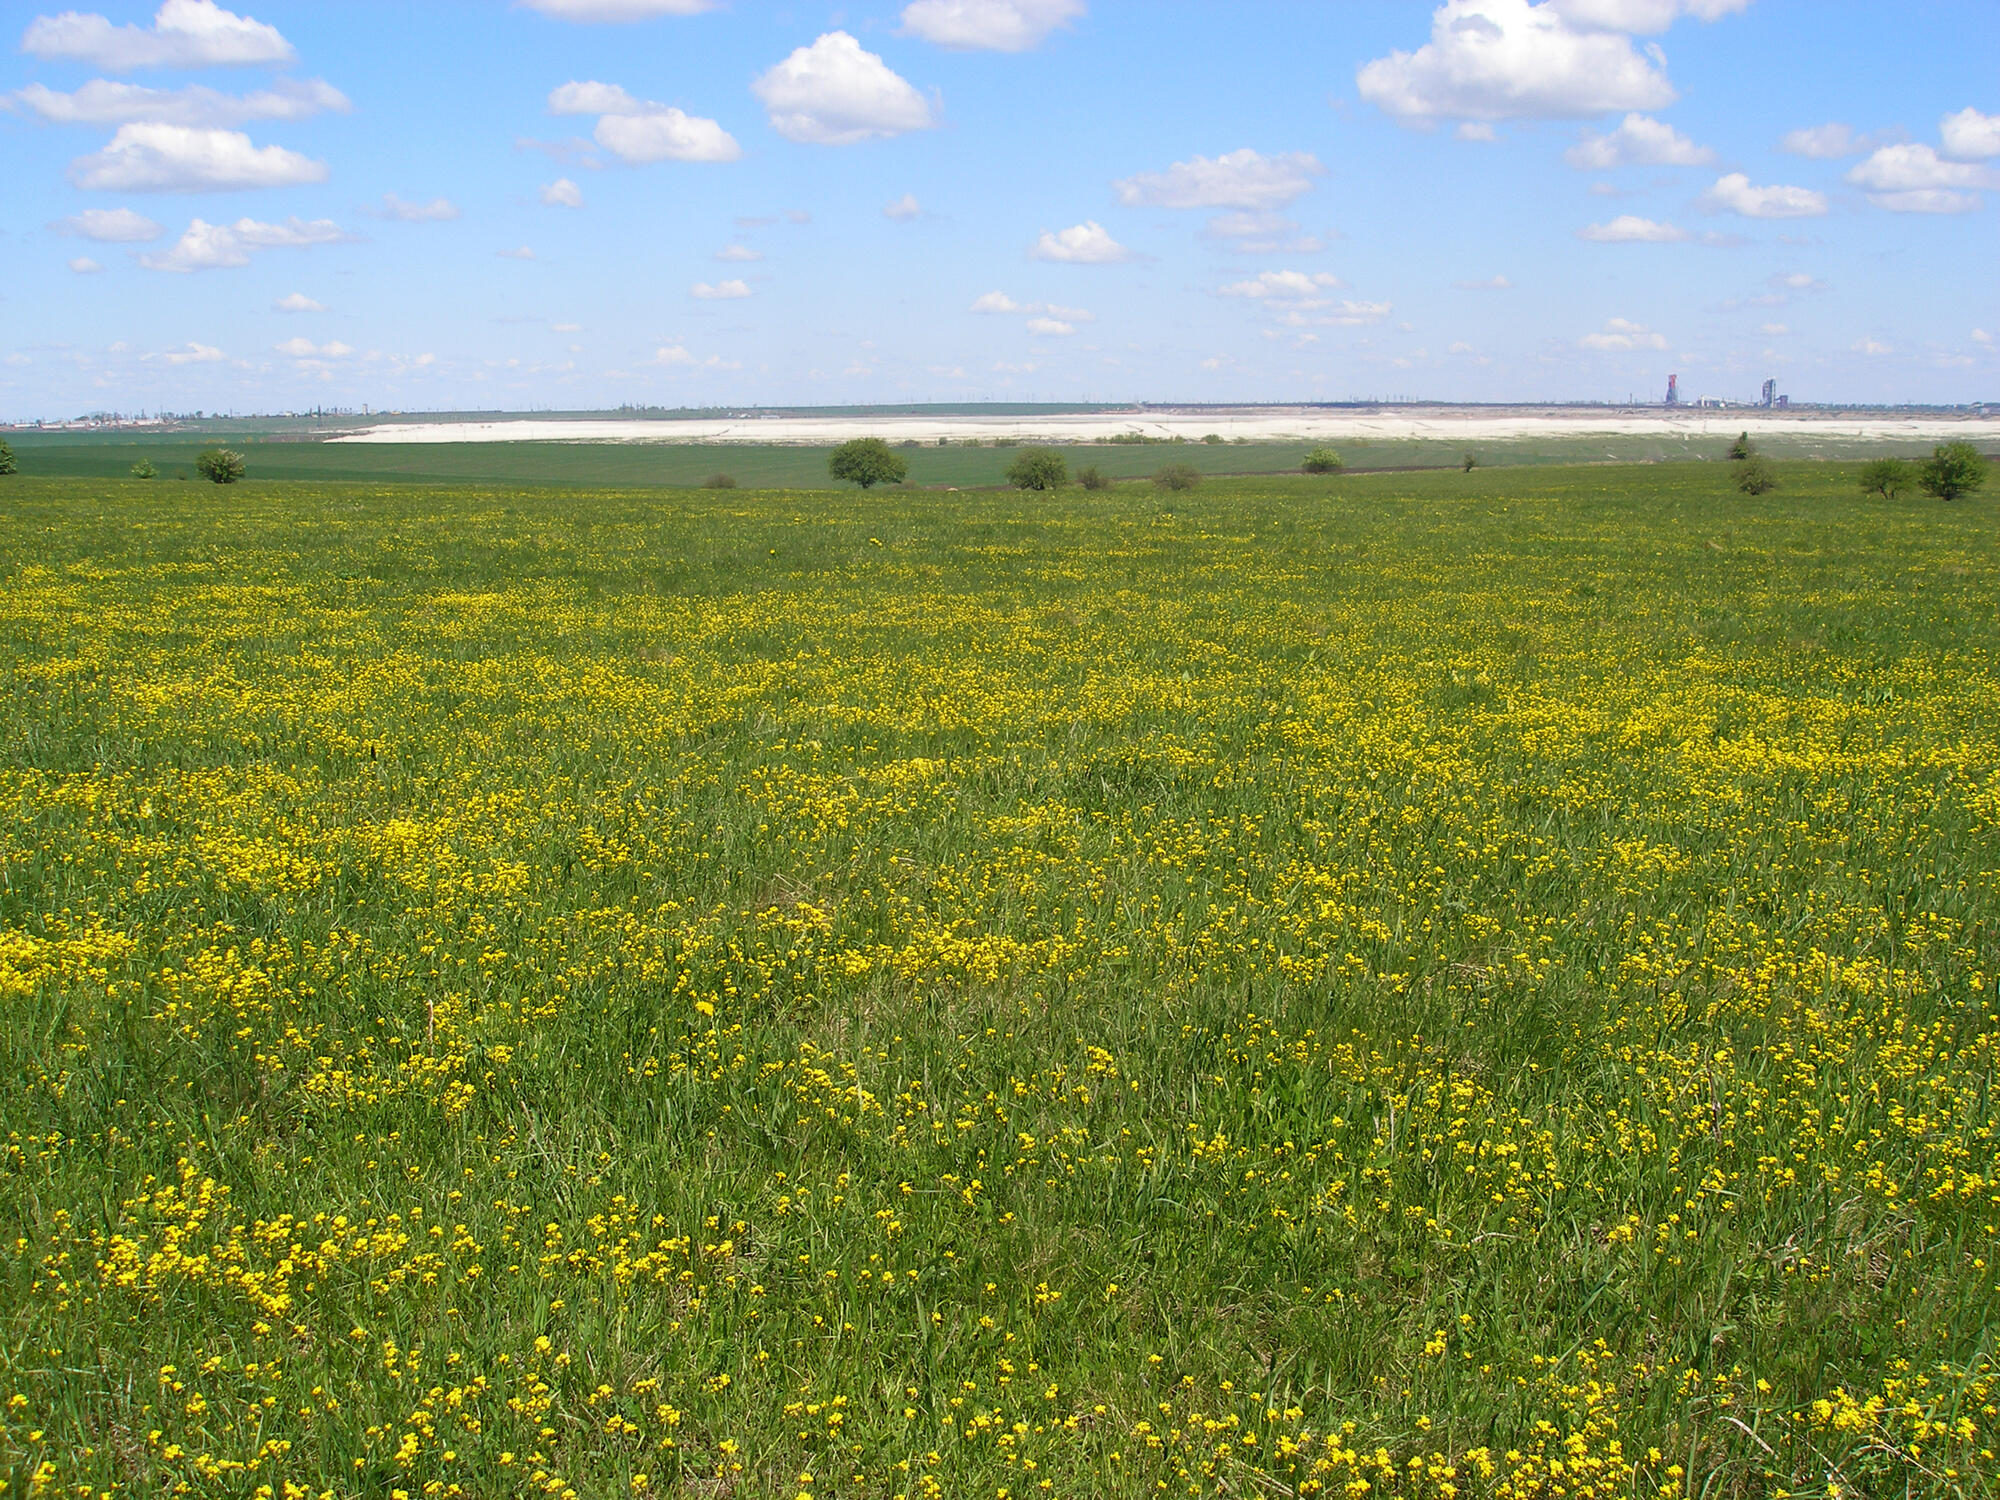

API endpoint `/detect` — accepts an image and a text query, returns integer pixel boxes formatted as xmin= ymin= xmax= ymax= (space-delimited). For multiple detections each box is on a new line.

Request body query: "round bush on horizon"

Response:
xmin=1153 ymin=462 xmax=1202 ymax=492
xmin=194 ymin=448 xmax=246 ymax=485
xmin=1005 ymin=447 xmax=1068 ymax=491
xmin=1302 ymin=447 xmax=1342 ymax=474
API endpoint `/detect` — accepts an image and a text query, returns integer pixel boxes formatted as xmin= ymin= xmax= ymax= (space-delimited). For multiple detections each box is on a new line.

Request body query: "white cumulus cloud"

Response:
xmin=1699 ymin=172 xmax=1827 ymax=218
xmin=1579 ymin=315 xmax=1668 ymax=350
xmin=752 ymin=32 xmax=935 ymax=145
xmin=49 ymin=206 xmax=163 ymax=241
xmin=69 ymin=256 xmax=104 ymax=273
xmin=898 ymin=0 xmax=1082 ymax=50
xmin=884 ymin=193 xmax=922 ymax=219
xmin=1576 ymin=214 xmax=1688 ymax=241
xmin=9 ymin=77 xmax=348 ymax=128
xmin=1845 ymin=144 xmax=1996 ymax=213
xmin=22 ymin=0 xmax=294 ymax=70
xmin=1565 ymin=112 xmax=1713 ymax=168
xmin=1357 ymin=0 xmax=1677 ymax=124
xmin=1028 ymin=220 xmax=1134 ymax=263
xmin=68 ymin=122 xmax=326 ymax=191
xmin=517 ymin=0 xmax=714 ymax=18
xmin=1940 ymin=107 xmax=2000 ymax=161
xmin=713 ymin=244 xmax=761 ymax=261
xmin=548 ymin=80 xmax=741 ymax=163
xmin=541 ymin=177 xmax=585 ymax=207
xmin=691 ymin=279 xmax=751 ymax=299
xmin=971 ymin=291 xmax=1022 ymax=313
xmin=370 ymin=194 xmax=460 ymax=222
xmin=139 ymin=215 xmax=352 ymax=272
xmin=273 ymin=292 xmax=323 ymax=312
xmin=1113 ymin=148 xmax=1324 ymax=210
xmin=1025 ymin=316 xmax=1073 ymax=336
xmin=1852 ymin=339 xmax=1892 ymax=356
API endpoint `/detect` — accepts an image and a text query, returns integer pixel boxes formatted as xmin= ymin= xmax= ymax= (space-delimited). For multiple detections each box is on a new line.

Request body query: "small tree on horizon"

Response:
xmin=828 ymin=437 xmax=908 ymax=489
xmin=130 ymin=458 xmax=158 ymax=480
xmin=194 ymin=448 xmax=246 ymax=484
xmin=1302 ymin=447 xmax=1342 ymax=474
xmin=0 ymin=439 xmax=16 ymax=476
xmin=1858 ymin=457 xmax=1914 ymax=500
xmin=1917 ymin=440 xmax=1987 ymax=501
xmin=1727 ymin=431 xmax=1754 ymax=461
xmin=1005 ymin=447 xmax=1068 ymax=491
xmin=1153 ymin=462 xmax=1201 ymax=492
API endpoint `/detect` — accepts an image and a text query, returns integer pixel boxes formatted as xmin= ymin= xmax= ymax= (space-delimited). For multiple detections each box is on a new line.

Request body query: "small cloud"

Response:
xmin=1700 ymin=172 xmax=1828 ymax=219
xmin=713 ymin=244 xmax=762 ymax=261
xmin=883 ymin=192 xmax=922 ymax=220
xmin=274 ymin=291 xmax=323 ymax=312
xmin=1219 ymin=269 xmax=1343 ymax=301
xmin=1940 ymin=107 xmax=2000 ymax=161
xmin=898 ymin=0 xmax=1084 ymax=52
xmin=1448 ymin=341 xmax=1477 ymax=354
xmin=1770 ymin=272 xmax=1823 ymax=291
xmin=68 ymin=123 xmax=326 ymax=192
xmin=69 ymin=256 xmax=104 ymax=273
xmin=1114 ymin=148 xmax=1324 ymax=211
xmin=149 ymin=342 xmax=228 ymax=366
xmin=1777 ymin=121 xmax=1892 ymax=159
xmin=1577 ymin=214 xmax=1688 ymax=242
xmin=1759 ymin=322 xmax=1788 ymax=335
xmin=786 ymin=209 xmax=812 ymax=224
xmin=1026 ymin=316 xmax=1074 ymax=336
xmin=275 ymin=337 xmax=352 ymax=359
xmin=519 ymin=0 xmax=717 ymax=18
xmin=1852 ymin=338 xmax=1892 ymax=356
xmin=371 ymin=194 xmax=461 ymax=222
xmin=751 ymin=31 xmax=935 ymax=145
xmin=23 ymin=1 xmax=295 ymax=70
xmin=141 ymin=215 xmax=354 ymax=272
xmin=548 ymin=79 xmax=742 ymax=164
xmin=1587 ymin=181 xmax=1630 ymax=197
xmin=9 ymin=76 xmax=348 ymax=129
xmin=970 ymin=291 xmax=1021 ymax=313
xmin=1029 ymin=219 xmax=1134 ymax=263
xmin=1845 ymin=143 xmax=1997 ymax=213
xmin=48 ymin=206 xmax=162 ymax=242
xmin=499 ymin=245 xmax=537 ymax=260
xmin=1973 ymin=328 xmax=1994 ymax=346
xmin=691 ymin=279 xmax=751 ymax=298
xmin=541 ymin=177 xmax=585 ymax=208
xmin=1454 ymin=274 xmax=1511 ymax=289
xmin=1565 ymin=112 xmax=1714 ymax=169
xmin=655 ymin=344 xmax=696 ymax=365
xmin=1456 ymin=121 xmax=1496 ymax=142
xmin=1579 ymin=315 xmax=1668 ymax=350
xmin=552 ymin=322 xmax=582 ymax=332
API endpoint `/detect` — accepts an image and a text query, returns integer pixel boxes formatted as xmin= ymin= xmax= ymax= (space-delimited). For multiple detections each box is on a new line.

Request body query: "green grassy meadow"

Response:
xmin=1 ymin=462 xmax=1997 ymax=1498
xmin=2 ymin=425 xmax=1972 ymax=489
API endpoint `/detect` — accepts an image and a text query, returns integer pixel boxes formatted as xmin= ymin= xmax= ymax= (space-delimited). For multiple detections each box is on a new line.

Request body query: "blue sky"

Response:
xmin=2 ymin=0 xmax=1995 ymax=419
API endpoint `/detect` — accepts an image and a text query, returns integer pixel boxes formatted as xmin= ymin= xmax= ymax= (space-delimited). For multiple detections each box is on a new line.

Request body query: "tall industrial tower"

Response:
xmin=1665 ymin=374 xmax=1679 ymax=406
xmin=1761 ymin=379 xmax=1777 ymax=408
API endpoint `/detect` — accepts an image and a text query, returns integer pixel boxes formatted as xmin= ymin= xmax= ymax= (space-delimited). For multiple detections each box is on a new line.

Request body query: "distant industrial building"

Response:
xmin=1665 ymin=374 xmax=1679 ymax=406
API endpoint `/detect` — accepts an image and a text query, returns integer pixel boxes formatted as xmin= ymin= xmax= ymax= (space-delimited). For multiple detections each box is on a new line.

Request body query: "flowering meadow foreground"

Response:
xmin=3 ymin=463 xmax=1998 ymax=1500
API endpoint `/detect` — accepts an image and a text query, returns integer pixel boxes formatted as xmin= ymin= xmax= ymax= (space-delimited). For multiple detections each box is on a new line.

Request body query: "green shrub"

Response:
xmin=1202 ymin=433 xmax=1224 ymax=445
xmin=827 ymin=438 xmax=908 ymax=489
xmin=1076 ymin=466 xmax=1111 ymax=491
xmin=130 ymin=459 xmax=158 ymax=480
xmin=1917 ymin=441 xmax=1988 ymax=501
xmin=1734 ymin=455 xmax=1777 ymax=495
xmin=1728 ymin=431 xmax=1754 ymax=462
xmin=194 ymin=448 xmax=246 ymax=485
xmin=1857 ymin=458 xmax=1913 ymax=499
xmin=703 ymin=473 xmax=737 ymax=489
xmin=0 ymin=440 xmax=15 ymax=476
xmin=1461 ymin=452 xmax=1478 ymax=473
xmin=1302 ymin=447 xmax=1342 ymax=475
xmin=1005 ymin=447 xmax=1068 ymax=491
xmin=1153 ymin=462 xmax=1201 ymax=492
